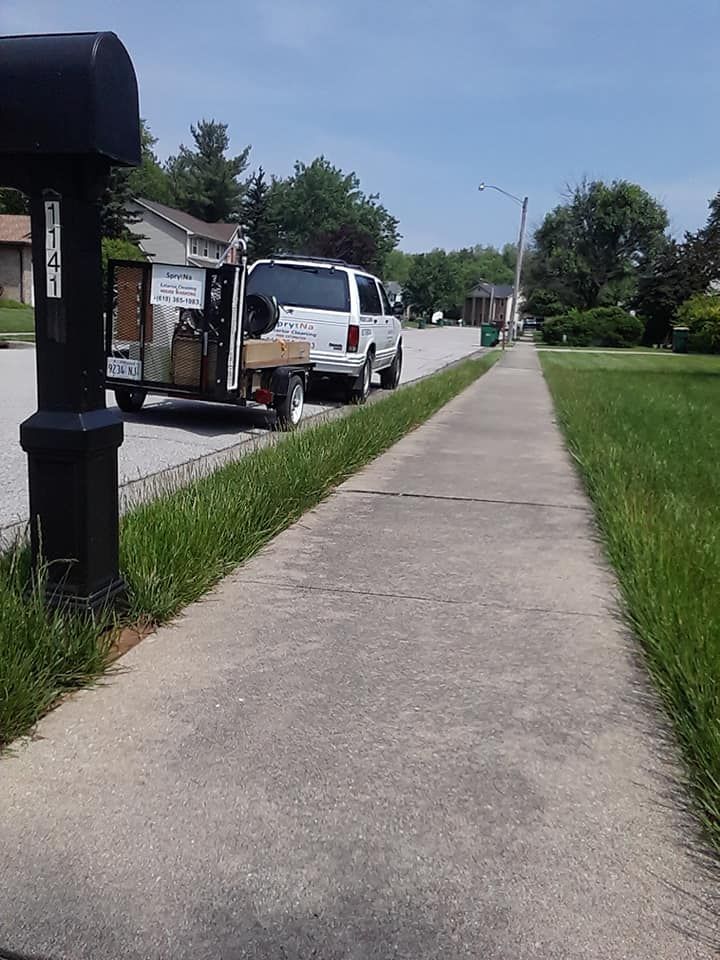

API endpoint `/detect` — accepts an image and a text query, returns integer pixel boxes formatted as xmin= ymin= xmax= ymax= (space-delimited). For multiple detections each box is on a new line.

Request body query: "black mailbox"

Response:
xmin=0 ymin=32 xmax=141 ymax=611
xmin=0 ymin=32 xmax=140 ymax=170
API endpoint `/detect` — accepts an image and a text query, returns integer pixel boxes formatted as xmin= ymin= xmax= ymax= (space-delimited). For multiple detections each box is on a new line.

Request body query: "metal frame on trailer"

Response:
xmin=104 ymin=258 xmax=313 ymax=425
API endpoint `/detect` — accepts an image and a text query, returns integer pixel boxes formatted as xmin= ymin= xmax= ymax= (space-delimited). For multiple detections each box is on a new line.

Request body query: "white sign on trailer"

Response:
xmin=150 ymin=265 xmax=206 ymax=309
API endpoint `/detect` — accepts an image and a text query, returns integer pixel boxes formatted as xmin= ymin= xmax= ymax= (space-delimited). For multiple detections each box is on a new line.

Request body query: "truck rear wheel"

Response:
xmin=348 ymin=356 xmax=372 ymax=404
xmin=114 ymin=387 xmax=146 ymax=413
xmin=274 ymin=374 xmax=305 ymax=430
xmin=380 ymin=344 xmax=402 ymax=389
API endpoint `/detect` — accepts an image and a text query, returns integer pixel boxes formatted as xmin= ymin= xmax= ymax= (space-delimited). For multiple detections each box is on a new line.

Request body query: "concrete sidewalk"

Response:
xmin=0 ymin=344 xmax=715 ymax=959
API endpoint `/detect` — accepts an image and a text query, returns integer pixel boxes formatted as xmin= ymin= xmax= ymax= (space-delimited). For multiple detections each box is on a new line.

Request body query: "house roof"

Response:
xmin=0 ymin=214 xmax=31 ymax=245
xmin=133 ymin=198 xmax=240 ymax=243
xmin=467 ymin=282 xmax=514 ymax=299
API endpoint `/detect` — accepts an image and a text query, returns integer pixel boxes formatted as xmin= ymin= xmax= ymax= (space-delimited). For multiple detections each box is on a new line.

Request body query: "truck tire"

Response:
xmin=274 ymin=374 xmax=305 ymax=430
xmin=114 ymin=387 xmax=147 ymax=413
xmin=349 ymin=355 xmax=372 ymax=404
xmin=380 ymin=343 xmax=402 ymax=390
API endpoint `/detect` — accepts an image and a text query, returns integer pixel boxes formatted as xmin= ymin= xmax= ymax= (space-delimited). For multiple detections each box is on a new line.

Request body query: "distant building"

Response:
xmin=127 ymin=199 xmax=243 ymax=267
xmin=463 ymin=282 xmax=514 ymax=328
xmin=0 ymin=214 xmax=33 ymax=305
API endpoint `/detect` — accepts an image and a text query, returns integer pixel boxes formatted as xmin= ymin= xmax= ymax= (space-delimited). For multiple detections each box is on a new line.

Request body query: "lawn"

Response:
xmin=541 ymin=350 xmax=720 ymax=850
xmin=0 ymin=352 xmax=497 ymax=748
xmin=0 ymin=302 xmax=34 ymax=334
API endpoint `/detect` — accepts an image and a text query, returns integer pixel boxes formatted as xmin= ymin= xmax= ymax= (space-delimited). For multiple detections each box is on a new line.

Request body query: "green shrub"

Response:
xmin=542 ymin=310 xmax=593 ymax=346
xmin=676 ymin=294 xmax=720 ymax=353
xmin=583 ymin=307 xmax=643 ymax=347
xmin=542 ymin=307 xmax=642 ymax=347
xmin=0 ymin=298 xmax=27 ymax=309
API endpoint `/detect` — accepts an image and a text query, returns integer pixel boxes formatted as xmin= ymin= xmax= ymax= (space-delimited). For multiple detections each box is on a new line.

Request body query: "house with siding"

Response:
xmin=0 ymin=214 xmax=33 ymax=304
xmin=127 ymin=199 xmax=243 ymax=267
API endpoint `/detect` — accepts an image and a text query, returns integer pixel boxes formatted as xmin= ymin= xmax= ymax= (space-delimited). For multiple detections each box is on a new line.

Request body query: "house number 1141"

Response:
xmin=44 ymin=200 xmax=62 ymax=299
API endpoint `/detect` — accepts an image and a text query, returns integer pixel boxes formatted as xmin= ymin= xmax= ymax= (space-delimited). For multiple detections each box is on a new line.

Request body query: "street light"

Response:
xmin=478 ymin=182 xmax=529 ymax=349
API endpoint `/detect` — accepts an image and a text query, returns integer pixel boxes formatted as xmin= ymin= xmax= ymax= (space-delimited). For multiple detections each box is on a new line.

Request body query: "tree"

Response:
xmin=310 ymin=223 xmax=379 ymax=269
xmin=100 ymin=119 xmax=170 ymax=239
xmin=128 ymin=120 xmax=172 ymax=204
xmin=241 ymin=167 xmax=280 ymax=260
xmin=403 ymin=250 xmax=458 ymax=319
xmin=633 ymin=190 xmax=720 ymax=343
xmin=100 ymin=166 xmax=138 ymax=239
xmin=270 ymin=156 xmax=400 ymax=274
xmin=529 ymin=179 xmax=668 ymax=311
xmin=633 ymin=239 xmax=700 ymax=344
xmin=384 ymin=249 xmax=414 ymax=283
xmin=0 ymin=189 xmax=28 ymax=214
xmin=676 ymin=293 xmax=720 ymax=352
xmin=167 ymin=119 xmax=250 ymax=222
xmin=389 ymin=244 xmax=517 ymax=318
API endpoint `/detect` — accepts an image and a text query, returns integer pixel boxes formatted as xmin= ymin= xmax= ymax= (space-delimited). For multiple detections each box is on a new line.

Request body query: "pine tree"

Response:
xmin=167 ymin=119 xmax=250 ymax=223
xmin=128 ymin=120 xmax=172 ymax=204
xmin=242 ymin=168 xmax=279 ymax=259
xmin=100 ymin=119 xmax=171 ymax=238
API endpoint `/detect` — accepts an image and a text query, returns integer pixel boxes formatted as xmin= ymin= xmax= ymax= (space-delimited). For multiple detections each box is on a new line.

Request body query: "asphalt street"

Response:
xmin=0 ymin=327 xmax=482 ymax=531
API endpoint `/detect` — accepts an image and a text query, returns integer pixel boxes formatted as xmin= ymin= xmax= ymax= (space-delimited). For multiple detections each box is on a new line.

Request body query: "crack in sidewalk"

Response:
xmin=234 ymin=576 xmax=608 ymax=620
xmin=337 ymin=488 xmax=591 ymax=512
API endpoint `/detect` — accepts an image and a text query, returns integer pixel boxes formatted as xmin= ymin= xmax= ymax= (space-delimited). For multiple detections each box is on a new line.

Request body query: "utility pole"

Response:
xmin=478 ymin=183 xmax=529 ymax=348
xmin=510 ymin=196 xmax=528 ymax=344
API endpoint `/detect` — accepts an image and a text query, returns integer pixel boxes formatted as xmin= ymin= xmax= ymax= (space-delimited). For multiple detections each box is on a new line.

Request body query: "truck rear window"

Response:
xmin=248 ymin=263 xmax=350 ymax=313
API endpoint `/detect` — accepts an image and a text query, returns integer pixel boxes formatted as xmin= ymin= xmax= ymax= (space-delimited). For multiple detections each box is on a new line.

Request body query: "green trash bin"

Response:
xmin=673 ymin=326 xmax=689 ymax=353
xmin=481 ymin=324 xmax=498 ymax=347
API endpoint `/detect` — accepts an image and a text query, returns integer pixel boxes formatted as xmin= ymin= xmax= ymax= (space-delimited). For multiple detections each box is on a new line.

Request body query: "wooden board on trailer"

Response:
xmin=242 ymin=339 xmax=310 ymax=369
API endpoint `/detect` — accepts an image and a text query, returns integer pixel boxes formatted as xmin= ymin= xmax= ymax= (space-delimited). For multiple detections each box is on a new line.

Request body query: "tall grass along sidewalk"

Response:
xmin=0 ymin=353 xmax=497 ymax=748
xmin=541 ymin=350 xmax=720 ymax=853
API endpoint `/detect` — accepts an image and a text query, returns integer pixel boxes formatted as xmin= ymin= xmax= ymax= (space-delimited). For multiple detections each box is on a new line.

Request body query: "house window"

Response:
xmin=216 ymin=244 xmax=222 ymax=259
xmin=202 ymin=239 xmax=208 ymax=258
xmin=191 ymin=237 xmax=198 ymax=256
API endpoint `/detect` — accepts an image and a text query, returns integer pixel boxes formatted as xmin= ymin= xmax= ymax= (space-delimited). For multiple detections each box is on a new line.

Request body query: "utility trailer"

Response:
xmin=104 ymin=251 xmax=312 ymax=429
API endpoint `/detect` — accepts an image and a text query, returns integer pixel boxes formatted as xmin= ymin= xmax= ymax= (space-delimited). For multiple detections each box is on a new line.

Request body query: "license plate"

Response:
xmin=106 ymin=356 xmax=142 ymax=381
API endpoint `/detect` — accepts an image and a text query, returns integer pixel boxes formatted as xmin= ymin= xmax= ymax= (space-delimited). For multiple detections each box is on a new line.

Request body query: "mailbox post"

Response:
xmin=0 ymin=32 xmax=141 ymax=610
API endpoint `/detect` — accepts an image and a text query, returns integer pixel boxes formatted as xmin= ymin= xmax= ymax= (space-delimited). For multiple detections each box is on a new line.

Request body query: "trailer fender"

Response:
xmin=270 ymin=365 xmax=304 ymax=398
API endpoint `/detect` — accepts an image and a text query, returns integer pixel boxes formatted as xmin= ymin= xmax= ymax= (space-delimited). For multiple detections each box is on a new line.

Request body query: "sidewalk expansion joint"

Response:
xmin=337 ymin=488 xmax=591 ymax=512
xmin=234 ymin=577 xmax=608 ymax=620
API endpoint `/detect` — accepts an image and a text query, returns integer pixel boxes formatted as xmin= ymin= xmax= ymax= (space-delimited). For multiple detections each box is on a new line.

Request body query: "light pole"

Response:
xmin=478 ymin=183 xmax=528 ymax=349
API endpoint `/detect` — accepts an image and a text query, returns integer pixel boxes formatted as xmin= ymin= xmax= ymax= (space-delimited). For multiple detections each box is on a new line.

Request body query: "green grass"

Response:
xmin=0 ymin=303 xmax=34 ymax=334
xmin=0 ymin=352 xmax=498 ymax=747
xmin=541 ymin=350 xmax=720 ymax=850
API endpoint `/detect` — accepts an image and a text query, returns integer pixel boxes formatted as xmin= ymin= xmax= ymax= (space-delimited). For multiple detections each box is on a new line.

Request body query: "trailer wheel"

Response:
xmin=274 ymin=374 xmax=304 ymax=430
xmin=114 ymin=387 xmax=147 ymax=413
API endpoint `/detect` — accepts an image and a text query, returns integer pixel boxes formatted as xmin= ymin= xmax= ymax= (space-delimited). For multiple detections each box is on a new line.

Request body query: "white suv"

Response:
xmin=247 ymin=256 xmax=403 ymax=402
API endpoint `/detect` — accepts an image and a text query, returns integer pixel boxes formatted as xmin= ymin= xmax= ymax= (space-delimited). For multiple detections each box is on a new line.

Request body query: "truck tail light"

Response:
xmin=347 ymin=324 xmax=360 ymax=353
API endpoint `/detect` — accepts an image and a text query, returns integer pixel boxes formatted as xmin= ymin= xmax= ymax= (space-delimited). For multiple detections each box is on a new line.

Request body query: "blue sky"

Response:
xmin=2 ymin=0 xmax=719 ymax=251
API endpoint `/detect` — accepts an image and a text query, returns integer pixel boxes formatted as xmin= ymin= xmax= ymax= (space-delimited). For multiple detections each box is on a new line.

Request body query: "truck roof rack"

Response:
xmin=267 ymin=253 xmax=366 ymax=271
